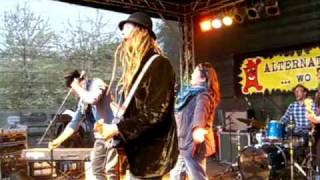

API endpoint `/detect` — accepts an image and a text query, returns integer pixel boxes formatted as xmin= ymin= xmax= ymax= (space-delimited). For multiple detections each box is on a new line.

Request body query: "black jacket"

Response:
xmin=117 ymin=50 xmax=178 ymax=177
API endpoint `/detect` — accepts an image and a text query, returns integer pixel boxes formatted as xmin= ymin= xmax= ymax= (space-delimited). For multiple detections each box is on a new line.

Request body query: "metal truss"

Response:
xmin=60 ymin=0 xmax=245 ymax=21
xmin=184 ymin=0 xmax=245 ymax=16
xmin=58 ymin=0 xmax=245 ymax=82
xmin=180 ymin=15 xmax=194 ymax=84
xmin=60 ymin=0 xmax=184 ymax=20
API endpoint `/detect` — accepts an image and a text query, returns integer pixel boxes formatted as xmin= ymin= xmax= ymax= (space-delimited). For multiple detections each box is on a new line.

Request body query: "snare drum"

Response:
xmin=239 ymin=144 xmax=287 ymax=179
xmin=283 ymin=136 xmax=307 ymax=148
xmin=266 ymin=120 xmax=284 ymax=142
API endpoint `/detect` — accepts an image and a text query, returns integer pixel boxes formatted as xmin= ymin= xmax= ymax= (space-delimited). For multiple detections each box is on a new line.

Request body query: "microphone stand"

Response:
xmin=288 ymin=115 xmax=295 ymax=180
xmin=223 ymin=113 xmax=243 ymax=178
xmin=287 ymin=116 xmax=307 ymax=179
xmin=307 ymin=131 xmax=313 ymax=180
xmin=237 ymin=130 xmax=241 ymax=164
xmin=38 ymin=89 xmax=72 ymax=145
xmin=38 ymin=71 xmax=86 ymax=145
xmin=225 ymin=112 xmax=234 ymax=164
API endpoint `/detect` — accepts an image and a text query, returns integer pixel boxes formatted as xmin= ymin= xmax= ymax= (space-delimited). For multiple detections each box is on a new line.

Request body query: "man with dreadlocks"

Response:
xmin=97 ymin=12 xmax=178 ymax=179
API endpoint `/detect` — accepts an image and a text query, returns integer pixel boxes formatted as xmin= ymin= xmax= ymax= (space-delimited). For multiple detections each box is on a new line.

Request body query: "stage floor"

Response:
xmin=206 ymin=158 xmax=238 ymax=180
xmin=118 ymin=157 xmax=238 ymax=180
xmin=161 ymin=157 xmax=239 ymax=180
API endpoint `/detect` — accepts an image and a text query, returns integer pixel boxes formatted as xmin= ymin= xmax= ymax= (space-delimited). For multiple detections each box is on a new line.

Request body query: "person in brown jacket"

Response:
xmin=170 ymin=62 xmax=221 ymax=180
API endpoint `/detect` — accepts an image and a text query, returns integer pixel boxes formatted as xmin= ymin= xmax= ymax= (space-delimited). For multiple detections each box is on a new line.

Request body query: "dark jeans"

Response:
xmin=91 ymin=139 xmax=119 ymax=180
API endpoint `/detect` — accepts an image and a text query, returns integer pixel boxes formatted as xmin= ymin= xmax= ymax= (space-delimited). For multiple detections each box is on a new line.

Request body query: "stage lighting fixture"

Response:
xmin=233 ymin=6 xmax=246 ymax=23
xmin=212 ymin=18 xmax=222 ymax=29
xmin=245 ymin=1 xmax=263 ymax=20
xmin=222 ymin=16 xmax=233 ymax=26
xmin=265 ymin=0 xmax=280 ymax=16
xmin=200 ymin=20 xmax=212 ymax=31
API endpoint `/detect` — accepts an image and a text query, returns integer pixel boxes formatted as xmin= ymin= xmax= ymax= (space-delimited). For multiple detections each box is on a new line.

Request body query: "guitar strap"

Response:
xmin=107 ymin=54 xmax=160 ymax=146
xmin=114 ymin=54 xmax=160 ymax=119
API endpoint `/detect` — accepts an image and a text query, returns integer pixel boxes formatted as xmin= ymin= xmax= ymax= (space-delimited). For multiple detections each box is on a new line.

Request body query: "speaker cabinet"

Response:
xmin=218 ymin=132 xmax=251 ymax=164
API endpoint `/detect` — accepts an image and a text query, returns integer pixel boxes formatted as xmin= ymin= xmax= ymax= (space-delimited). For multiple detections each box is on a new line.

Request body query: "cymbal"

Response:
xmin=237 ymin=118 xmax=265 ymax=129
xmin=237 ymin=118 xmax=252 ymax=124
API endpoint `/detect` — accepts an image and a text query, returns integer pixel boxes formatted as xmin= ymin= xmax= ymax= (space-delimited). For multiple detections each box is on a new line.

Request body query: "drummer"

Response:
xmin=280 ymin=84 xmax=315 ymax=137
xmin=280 ymin=84 xmax=315 ymax=163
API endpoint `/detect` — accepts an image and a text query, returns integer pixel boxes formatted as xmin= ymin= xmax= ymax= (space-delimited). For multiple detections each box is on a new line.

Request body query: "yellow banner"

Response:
xmin=239 ymin=47 xmax=320 ymax=94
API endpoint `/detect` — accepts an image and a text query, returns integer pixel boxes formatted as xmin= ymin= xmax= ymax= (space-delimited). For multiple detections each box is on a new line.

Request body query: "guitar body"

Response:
xmin=304 ymin=98 xmax=316 ymax=134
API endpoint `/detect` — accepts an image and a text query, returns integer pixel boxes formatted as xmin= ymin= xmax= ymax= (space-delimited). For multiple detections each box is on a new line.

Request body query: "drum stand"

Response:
xmin=288 ymin=123 xmax=294 ymax=180
xmin=287 ymin=117 xmax=310 ymax=180
xmin=307 ymin=131 xmax=314 ymax=180
xmin=299 ymin=131 xmax=318 ymax=180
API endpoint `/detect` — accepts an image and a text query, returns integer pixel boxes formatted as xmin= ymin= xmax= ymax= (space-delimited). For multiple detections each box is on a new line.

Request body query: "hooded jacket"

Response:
xmin=175 ymin=90 xmax=216 ymax=158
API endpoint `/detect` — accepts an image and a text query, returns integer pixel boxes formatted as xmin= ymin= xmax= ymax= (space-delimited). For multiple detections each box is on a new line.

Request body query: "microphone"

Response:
xmin=78 ymin=70 xmax=87 ymax=114
xmin=79 ymin=70 xmax=86 ymax=80
xmin=288 ymin=115 xmax=295 ymax=129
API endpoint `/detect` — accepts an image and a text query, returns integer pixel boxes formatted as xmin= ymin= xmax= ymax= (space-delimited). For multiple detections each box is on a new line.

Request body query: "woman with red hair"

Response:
xmin=170 ymin=62 xmax=221 ymax=180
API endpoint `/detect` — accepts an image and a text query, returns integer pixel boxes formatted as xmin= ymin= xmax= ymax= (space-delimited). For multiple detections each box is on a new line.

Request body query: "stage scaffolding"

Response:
xmin=59 ymin=0 xmax=244 ymax=82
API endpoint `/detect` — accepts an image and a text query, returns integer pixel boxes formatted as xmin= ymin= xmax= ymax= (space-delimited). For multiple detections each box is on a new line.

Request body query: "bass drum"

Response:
xmin=239 ymin=144 xmax=287 ymax=180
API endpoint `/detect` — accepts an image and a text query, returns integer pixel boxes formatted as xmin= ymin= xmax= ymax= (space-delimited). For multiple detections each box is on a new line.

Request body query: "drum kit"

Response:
xmin=233 ymin=118 xmax=316 ymax=180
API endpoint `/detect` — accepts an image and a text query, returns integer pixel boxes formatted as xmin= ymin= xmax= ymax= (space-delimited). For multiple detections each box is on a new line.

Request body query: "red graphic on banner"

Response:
xmin=242 ymin=58 xmax=263 ymax=94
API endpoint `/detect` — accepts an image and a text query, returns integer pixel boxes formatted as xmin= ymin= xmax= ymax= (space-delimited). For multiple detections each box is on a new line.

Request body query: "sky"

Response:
xmin=0 ymin=0 xmax=161 ymax=35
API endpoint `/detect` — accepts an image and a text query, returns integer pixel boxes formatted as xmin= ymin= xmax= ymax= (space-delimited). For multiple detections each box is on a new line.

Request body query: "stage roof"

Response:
xmin=58 ymin=0 xmax=243 ymax=21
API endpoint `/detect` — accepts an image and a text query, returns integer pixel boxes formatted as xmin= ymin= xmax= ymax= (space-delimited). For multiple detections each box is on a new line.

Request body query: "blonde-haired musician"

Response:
xmin=97 ymin=12 xmax=178 ymax=180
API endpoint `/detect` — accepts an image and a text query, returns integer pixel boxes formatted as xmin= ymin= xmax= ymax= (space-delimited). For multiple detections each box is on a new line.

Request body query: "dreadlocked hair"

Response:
xmin=112 ymin=26 xmax=161 ymax=97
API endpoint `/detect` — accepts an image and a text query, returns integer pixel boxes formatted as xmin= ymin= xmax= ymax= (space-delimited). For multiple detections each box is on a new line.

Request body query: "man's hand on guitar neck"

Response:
xmin=304 ymin=98 xmax=319 ymax=125
xmin=94 ymin=119 xmax=119 ymax=140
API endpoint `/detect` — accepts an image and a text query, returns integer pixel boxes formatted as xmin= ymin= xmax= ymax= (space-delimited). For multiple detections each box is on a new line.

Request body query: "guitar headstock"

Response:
xmin=304 ymin=98 xmax=313 ymax=114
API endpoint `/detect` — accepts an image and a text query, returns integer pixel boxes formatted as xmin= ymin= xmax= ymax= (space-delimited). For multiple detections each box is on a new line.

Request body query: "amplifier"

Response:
xmin=218 ymin=131 xmax=251 ymax=164
xmin=22 ymin=148 xmax=92 ymax=178
xmin=22 ymin=148 xmax=92 ymax=161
